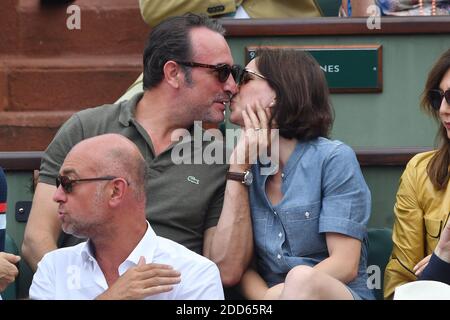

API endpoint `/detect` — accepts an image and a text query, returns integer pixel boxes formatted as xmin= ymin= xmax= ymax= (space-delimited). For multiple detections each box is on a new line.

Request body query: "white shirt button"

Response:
xmin=277 ymin=254 xmax=281 ymax=259
xmin=305 ymin=211 xmax=310 ymax=218
xmin=273 ymin=211 xmax=277 ymax=215
xmin=278 ymin=232 xmax=282 ymax=238
xmin=281 ymin=173 xmax=285 ymax=178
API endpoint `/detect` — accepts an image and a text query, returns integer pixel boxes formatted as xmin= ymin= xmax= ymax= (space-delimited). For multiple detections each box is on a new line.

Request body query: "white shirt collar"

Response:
xmin=79 ymin=221 xmax=157 ymax=273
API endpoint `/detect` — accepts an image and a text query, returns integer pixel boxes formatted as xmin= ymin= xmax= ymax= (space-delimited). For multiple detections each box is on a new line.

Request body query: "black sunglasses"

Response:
xmin=56 ymin=175 xmax=118 ymax=194
xmin=175 ymin=61 xmax=242 ymax=83
xmin=236 ymin=68 xmax=267 ymax=86
xmin=429 ymin=89 xmax=450 ymax=110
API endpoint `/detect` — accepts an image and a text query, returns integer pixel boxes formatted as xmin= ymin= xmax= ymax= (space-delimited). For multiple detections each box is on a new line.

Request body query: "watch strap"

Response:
xmin=226 ymin=171 xmax=245 ymax=182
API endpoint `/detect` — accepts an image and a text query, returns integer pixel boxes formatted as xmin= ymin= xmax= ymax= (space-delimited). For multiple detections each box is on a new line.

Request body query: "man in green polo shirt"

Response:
xmin=22 ymin=14 xmax=253 ymax=288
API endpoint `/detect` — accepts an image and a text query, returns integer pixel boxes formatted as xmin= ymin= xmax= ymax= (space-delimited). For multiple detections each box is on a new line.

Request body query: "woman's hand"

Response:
xmin=229 ymin=100 xmax=274 ymax=169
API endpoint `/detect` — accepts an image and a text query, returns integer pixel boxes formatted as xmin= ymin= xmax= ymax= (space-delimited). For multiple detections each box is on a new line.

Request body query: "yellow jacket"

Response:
xmin=384 ymin=151 xmax=450 ymax=299
xmin=140 ymin=0 xmax=322 ymax=27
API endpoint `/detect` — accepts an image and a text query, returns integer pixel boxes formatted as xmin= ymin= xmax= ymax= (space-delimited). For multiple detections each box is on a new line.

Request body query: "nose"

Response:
xmin=440 ymin=98 xmax=450 ymax=113
xmin=224 ymin=73 xmax=238 ymax=96
xmin=53 ymin=184 xmax=67 ymax=204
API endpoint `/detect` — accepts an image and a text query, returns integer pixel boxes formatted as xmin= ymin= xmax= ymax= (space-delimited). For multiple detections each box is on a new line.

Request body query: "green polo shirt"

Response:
xmin=39 ymin=93 xmax=229 ymax=254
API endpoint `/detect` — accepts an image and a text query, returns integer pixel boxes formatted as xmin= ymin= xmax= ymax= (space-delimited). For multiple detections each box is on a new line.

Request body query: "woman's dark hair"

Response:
xmin=256 ymin=48 xmax=333 ymax=141
xmin=421 ymin=48 xmax=450 ymax=190
xmin=142 ymin=13 xmax=225 ymax=90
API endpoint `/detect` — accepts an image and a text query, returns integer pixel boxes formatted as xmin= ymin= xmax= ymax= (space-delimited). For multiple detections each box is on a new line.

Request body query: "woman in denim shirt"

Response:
xmin=229 ymin=48 xmax=374 ymax=300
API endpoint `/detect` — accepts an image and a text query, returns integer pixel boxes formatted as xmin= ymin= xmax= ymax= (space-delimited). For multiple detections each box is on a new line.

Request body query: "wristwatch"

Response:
xmin=226 ymin=170 xmax=253 ymax=186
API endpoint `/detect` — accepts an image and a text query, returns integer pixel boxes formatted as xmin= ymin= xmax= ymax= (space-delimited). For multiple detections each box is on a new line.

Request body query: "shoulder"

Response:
xmin=38 ymin=242 xmax=86 ymax=268
xmin=73 ymin=102 xmax=122 ymax=124
xmin=406 ymin=150 xmax=437 ymax=170
xmin=309 ymin=137 xmax=356 ymax=162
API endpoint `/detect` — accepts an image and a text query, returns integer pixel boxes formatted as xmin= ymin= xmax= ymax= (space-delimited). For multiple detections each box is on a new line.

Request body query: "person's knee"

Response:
xmin=283 ymin=266 xmax=323 ymax=299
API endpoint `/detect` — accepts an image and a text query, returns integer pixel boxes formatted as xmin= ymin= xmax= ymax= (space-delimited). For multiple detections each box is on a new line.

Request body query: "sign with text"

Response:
xmin=246 ymin=45 xmax=382 ymax=93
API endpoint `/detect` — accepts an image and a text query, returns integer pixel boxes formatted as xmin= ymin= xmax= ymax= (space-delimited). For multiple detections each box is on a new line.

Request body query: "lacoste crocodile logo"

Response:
xmin=187 ymin=176 xmax=200 ymax=185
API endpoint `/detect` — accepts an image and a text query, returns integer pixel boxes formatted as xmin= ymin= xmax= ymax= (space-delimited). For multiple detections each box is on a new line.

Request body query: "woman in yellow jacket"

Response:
xmin=384 ymin=48 xmax=450 ymax=299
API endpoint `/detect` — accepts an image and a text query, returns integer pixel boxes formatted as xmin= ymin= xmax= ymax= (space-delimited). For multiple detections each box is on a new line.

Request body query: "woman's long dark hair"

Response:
xmin=421 ymin=48 xmax=450 ymax=190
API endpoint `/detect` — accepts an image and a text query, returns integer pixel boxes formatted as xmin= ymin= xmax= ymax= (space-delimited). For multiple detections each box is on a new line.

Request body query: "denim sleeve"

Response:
xmin=419 ymin=253 xmax=450 ymax=285
xmin=319 ymin=144 xmax=371 ymax=240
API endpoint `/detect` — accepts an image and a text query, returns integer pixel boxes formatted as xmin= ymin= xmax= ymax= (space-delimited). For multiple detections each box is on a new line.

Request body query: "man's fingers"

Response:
xmin=136 ymin=263 xmax=174 ymax=271
xmin=142 ymin=275 xmax=181 ymax=289
xmin=138 ymin=256 xmax=146 ymax=266
xmin=139 ymin=267 xmax=181 ymax=280
xmin=0 ymin=252 xmax=21 ymax=263
xmin=142 ymin=284 xmax=175 ymax=297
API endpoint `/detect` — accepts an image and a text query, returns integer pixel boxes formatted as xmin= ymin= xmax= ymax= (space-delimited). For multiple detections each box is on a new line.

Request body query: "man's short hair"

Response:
xmin=143 ymin=13 xmax=226 ymax=90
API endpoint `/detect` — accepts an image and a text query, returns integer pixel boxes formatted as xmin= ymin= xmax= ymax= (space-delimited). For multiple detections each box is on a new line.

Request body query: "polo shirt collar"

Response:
xmin=118 ymin=92 xmax=144 ymax=127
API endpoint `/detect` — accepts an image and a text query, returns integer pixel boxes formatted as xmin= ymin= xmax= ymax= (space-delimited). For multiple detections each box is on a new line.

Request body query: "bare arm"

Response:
xmin=239 ymin=267 xmax=269 ymax=300
xmin=202 ymin=177 xmax=253 ymax=287
xmin=202 ymin=103 xmax=273 ymax=287
xmin=314 ymin=233 xmax=361 ymax=284
xmin=21 ymin=182 xmax=61 ymax=272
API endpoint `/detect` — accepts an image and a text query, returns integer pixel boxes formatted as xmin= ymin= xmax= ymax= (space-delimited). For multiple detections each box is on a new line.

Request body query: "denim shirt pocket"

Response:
xmin=252 ymin=208 xmax=269 ymax=253
xmin=283 ymin=202 xmax=327 ymax=256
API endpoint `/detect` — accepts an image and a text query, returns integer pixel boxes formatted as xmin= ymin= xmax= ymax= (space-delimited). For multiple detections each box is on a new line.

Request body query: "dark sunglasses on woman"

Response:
xmin=429 ymin=89 xmax=450 ymax=110
xmin=236 ymin=68 xmax=267 ymax=86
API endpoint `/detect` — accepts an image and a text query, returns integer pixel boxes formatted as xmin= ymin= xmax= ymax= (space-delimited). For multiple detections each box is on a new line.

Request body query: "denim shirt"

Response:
xmin=249 ymin=137 xmax=374 ymax=300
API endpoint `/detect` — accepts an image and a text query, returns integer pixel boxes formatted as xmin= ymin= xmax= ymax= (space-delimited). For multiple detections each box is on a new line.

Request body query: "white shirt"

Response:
xmin=29 ymin=222 xmax=224 ymax=300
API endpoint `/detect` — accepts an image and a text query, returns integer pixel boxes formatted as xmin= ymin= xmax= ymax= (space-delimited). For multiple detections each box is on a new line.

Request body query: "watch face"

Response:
xmin=243 ymin=170 xmax=253 ymax=186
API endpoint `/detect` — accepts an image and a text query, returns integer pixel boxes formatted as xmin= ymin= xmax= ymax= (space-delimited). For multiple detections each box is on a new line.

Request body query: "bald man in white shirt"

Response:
xmin=29 ymin=134 xmax=223 ymax=300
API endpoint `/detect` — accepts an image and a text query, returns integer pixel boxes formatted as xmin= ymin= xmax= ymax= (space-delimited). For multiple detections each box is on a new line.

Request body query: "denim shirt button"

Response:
xmin=273 ymin=210 xmax=277 ymax=215
xmin=278 ymin=232 xmax=282 ymax=238
xmin=305 ymin=211 xmax=310 ymax=218
xmin=281 ymin=173 xmax=285 ymax=179
xmin=277 ymin=254 xmax=281 ymax=259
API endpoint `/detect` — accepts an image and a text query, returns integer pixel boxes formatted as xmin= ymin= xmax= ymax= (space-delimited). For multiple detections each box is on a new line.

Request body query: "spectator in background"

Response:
xmin=29 ymin=134 xmax=223 ymax=300
xmin=341 ymin=0 xmax=450 ymax=16
xmin=0 ymin=167 xmax=21 ymax=299
xmin=384 ymin=48 xmax=450 ymax=299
